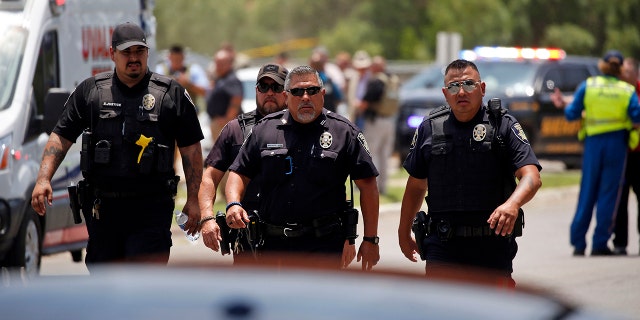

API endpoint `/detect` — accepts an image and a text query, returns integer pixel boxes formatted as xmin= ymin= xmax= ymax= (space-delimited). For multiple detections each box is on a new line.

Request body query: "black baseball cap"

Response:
xmin=111 ymin=22 xmax=148 ymax=50
xmin=257 ymin=64 xmax=288 ymax=85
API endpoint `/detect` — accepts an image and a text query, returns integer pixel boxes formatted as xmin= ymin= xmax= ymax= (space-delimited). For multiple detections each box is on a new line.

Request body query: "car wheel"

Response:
xmin=6 ymin=211 xmax=41 ymax=277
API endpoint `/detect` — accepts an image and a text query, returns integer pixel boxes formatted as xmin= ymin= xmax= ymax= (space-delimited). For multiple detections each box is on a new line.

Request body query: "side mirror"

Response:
xmin=43 ymin=88 xmax=70 ymax=134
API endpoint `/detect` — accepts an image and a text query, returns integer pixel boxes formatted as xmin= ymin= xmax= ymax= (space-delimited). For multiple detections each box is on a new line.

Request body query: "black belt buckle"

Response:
xmin=436 ymin=219 xmax=452 ymax=241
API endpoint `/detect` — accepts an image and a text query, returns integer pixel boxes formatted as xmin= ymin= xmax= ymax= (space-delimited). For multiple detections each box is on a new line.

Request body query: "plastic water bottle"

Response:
xmin=174 ymin=210 xmax=200 ymax=242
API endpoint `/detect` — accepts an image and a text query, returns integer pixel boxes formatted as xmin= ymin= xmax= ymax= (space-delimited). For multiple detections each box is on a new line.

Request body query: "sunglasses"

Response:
xmin=288 ymin=86 xmax=322 ymax=97
xmin=444 ymin=79 xmax=480 ymax=94
xmin=256 ymin=82 xmax=285 ymax=93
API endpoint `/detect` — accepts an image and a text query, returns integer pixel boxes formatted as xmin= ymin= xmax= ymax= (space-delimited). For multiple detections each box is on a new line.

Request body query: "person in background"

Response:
xmin=155 ymin=44 xmax=210 ymax=112
xmin=31 ymin=23 xmax=203 ymax=271
xmin=335 ymin=51 xmax=356 ymax=117
xmin=613 ymin=57 xmax=640 ymax=255
xmin=206 ymin=48 xmax=243 ymax=144
xmin=554 ymin=50 xmax=640 ymax=256
xmin=347 ymin=50 xmax=372 ymax=129
xmin=225 ymin=66 xmax=380 ymax=270
xmin=155 ymin=44 xmax=210 ymax=179
xmin=274 ymin=51 xmax=296 ymax=71
xmin=309 ymin=51 xmax=343 ymax=113
xmin=399 ymin=59 xmax=541 ymax=287
xmin=198 ymin=64 xmax=288 ymax=260
xmin=357 ymin=55 xmax=399 ymax=195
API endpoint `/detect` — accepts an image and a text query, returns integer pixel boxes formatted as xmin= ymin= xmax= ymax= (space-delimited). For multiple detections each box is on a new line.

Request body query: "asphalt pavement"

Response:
xmin=38 ymin=160 xmax=640 ymax=319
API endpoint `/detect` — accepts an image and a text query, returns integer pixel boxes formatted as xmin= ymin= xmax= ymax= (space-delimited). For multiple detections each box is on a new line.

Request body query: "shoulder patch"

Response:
xmin=511 ymin=122 xmax=530 ymax=145
xmin=357 ymin=132 xmax=371 ymax=156
xmin=410 ymin=128 xmax=419 ymax=149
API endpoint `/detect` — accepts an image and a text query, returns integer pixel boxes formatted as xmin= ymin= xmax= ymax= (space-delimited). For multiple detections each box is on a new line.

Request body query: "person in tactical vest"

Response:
xmin=198 ymin=63 xmax=288 ymax=261
xmin=398 ymin=59 xmax=542 ymax=287
xmin=224 ymin=66 xmax=380 ymax=270
xmin=31 ymin=23 xmax=204 ymax=271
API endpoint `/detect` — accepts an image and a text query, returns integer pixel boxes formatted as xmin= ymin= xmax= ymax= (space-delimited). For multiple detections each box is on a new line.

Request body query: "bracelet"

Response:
xmin=225 ymin=201 xmax=243 ymax=212
xmin=199 ymin=216 xmax=215 ymax=225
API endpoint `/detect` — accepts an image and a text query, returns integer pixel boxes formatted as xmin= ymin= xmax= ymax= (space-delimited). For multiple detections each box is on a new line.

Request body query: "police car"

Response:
xmin=395 ymin=47 xmax=600 ymax=168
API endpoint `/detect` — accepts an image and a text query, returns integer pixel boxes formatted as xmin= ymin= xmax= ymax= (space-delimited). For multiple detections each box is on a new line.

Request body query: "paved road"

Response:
xmin=39 ymin=184 xmax=639 ymax=319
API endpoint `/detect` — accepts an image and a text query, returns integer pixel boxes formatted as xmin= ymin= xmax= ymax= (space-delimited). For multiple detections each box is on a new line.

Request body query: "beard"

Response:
xmin=295 ymin=104 xmax=318 ymax=124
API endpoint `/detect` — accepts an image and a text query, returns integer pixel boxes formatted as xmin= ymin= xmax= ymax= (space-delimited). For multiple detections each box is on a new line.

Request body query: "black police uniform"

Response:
xmin=403 ymin=105 xmax=540 ymax=278
xmin=204 ymin=110 xmax=263 ymax=257
xmin=54 ymin=69 xmax=203 ymax=266
xmin=229 ymin=109 xmax=378 ymax=260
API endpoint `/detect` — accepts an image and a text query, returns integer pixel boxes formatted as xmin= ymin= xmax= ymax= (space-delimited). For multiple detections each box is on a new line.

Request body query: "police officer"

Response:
xmin=198 ymin=63 xmax=288 ymax=258
xmin=225 ymin=65 xmax=380 ymax=270
xmin=398 ymin=59 xmax=542 ymax=286
xmin=31 ymin=23 xmax=204 ymax=270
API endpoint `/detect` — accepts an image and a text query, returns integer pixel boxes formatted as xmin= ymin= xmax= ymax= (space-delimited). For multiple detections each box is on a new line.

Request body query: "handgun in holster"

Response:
xmin=68 ymin=179 xmax=88 ymax=224
xmin=412 ymin=211 xmax=429 ymax=260
xmin=215 ymin=211 xmax=232 ymax=255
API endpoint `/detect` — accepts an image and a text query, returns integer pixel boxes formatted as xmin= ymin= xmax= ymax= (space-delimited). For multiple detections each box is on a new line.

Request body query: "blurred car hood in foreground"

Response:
xmin=1 ymin=256 xmax=625 ymax=320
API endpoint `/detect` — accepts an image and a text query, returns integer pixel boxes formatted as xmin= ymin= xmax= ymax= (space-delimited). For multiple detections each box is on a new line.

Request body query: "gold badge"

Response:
xmin=473 ymin=124 xmax=487 ymax=141
xmin=142 ymin=94 xmax=155 ymax=111
xmin=320 ymin=132 xmax=333 ymax=149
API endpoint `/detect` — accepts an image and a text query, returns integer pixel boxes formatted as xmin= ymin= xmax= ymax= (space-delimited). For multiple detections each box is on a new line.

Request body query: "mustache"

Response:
xmin=297 ymin=102 xmax=314 ymax=109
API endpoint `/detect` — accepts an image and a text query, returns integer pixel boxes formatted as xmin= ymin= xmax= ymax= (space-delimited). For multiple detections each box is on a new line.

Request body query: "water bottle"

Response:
xmin=174 ymin=210 xmax=201 ymax=242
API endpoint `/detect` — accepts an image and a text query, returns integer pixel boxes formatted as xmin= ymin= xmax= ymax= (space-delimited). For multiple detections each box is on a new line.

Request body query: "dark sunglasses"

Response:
xmin=288 ymin=86 xmax=322 ymax=97
xmin=444 ymin=79 xmax=480 ymax=94
xmin=256 ymin=82 xmax=285 ymax=93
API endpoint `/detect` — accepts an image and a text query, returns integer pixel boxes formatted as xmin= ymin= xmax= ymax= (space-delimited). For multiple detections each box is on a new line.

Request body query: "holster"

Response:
xmin=215 ymin=211 xmax=232 ymax=255
xmin=411 ymin=211 xmax=428 ymax=260
xmin=341 ymin=200 xmax=359 ymax=243
xmin=68 ymin=185 xmax=82 ymax=224
xmin=68 ymin=179 xmax=90 ymax=224
xmin=246 ymin=211 xmax=264 ymax=250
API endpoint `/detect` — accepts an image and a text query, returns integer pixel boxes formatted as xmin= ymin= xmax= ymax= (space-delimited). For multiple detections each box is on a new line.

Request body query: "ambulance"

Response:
xmin=0 ymin=0 xmax=156 ymax=275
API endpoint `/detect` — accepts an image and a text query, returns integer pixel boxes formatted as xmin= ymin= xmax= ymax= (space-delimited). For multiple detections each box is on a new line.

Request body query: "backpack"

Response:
xmin=373 ymin=72 xmax=400 ymax=117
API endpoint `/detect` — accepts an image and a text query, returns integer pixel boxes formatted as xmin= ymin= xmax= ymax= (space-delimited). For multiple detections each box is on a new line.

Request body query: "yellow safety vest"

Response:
xmin=582 ymin=76 xmax=635 ymax=137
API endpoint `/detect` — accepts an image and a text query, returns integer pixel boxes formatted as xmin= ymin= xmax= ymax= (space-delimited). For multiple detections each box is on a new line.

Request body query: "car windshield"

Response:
xmin=476 ymin=61 xmax=539 ymax=97
xmin=0 ymin=24 xmax=27 ymax=111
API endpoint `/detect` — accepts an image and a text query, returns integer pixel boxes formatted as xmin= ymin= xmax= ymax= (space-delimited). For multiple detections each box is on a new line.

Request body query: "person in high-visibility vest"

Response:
xmin=560 ymin=50 xmax=640 ymax=256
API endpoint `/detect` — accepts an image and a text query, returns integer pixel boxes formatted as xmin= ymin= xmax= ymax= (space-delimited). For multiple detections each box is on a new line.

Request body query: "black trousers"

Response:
xmin=82 ymin=193 xmax=174 ymax=272
xmin=422 ymin=233 xmax=518 ymax=287
xmin=249 ymin=232 xmax=345 ymax=269
xmin=614 ymin=151 xmax=640 ymax=248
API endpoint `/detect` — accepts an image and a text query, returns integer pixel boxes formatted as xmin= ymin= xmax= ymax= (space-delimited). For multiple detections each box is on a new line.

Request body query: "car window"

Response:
xmin=476 ymin=61 xmax=538 ymax=97
xmin=561 ymin=65 xmax=593 ymax=92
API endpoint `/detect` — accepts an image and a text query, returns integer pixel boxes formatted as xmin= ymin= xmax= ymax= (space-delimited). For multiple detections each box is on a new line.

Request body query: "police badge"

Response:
xmin=473 ymin=124 xmax=487 ymax=141
xmin=320 ymin=132 xmax=333 ymax=148
xmin=142 ymin=94 xmax=155 ymax=111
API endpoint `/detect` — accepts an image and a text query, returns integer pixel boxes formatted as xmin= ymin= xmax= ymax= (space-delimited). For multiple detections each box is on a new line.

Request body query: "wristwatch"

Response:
xmin=362 ymin=236 xmax=379 ymax=244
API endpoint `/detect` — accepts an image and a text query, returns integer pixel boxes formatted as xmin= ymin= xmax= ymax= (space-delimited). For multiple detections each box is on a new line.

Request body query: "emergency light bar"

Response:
xmin=460 ymin=46 xmax=566 ymax=61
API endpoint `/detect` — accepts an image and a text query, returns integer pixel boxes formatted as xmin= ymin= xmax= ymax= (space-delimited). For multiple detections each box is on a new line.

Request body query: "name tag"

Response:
xmin=267 ymin=144 xmax=284 ymax=148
